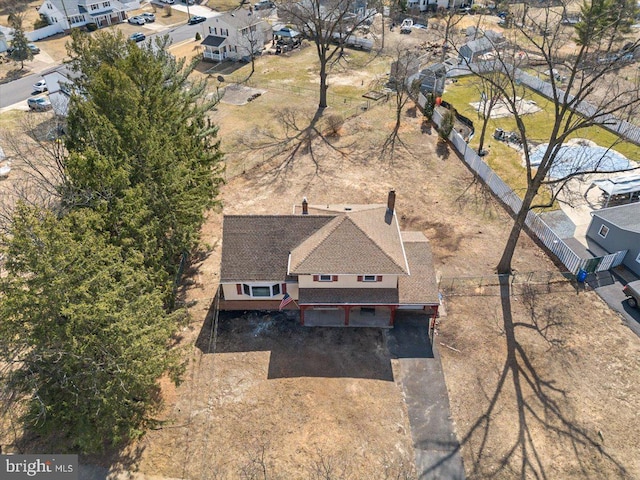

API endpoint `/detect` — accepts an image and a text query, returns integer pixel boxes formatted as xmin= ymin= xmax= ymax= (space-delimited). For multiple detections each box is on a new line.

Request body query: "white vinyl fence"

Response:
xmin=424 ymin=100 xmax=628 ymax=275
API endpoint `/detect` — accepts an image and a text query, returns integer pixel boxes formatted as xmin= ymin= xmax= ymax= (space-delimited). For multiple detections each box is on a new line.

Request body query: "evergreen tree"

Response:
xmin=8 ymin=13 xmax=33 ymax=69
xmin=63 ymin=30 xmax=224 ymax=288
xmin=0 ymin=206 xmax=183 ymax=452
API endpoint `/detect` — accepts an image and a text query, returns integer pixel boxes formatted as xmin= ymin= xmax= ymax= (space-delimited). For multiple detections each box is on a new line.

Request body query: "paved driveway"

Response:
xmin=588 ymin=270 xmax=640 ymax=338
xmin=387 ymin=315 xmax=466 ymax=480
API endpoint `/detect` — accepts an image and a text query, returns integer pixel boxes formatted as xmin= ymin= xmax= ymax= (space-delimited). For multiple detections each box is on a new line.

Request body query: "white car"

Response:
xmin=33 ymin=79 xmax=47 ymax=93
xmin=162 ymin=0 xmax=175 ymax=4
xmin=128 ymin=15 xmax=146 ymax=25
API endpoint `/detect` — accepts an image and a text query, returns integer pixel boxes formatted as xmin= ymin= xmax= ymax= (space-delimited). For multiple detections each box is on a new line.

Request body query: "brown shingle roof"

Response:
xmin=398 ymin=232 xmax=439 ymax=304
xmin=289 ymin=205 xmax=409 ymax=275
xmin=220 ymin=215 xmax=333 ymax=282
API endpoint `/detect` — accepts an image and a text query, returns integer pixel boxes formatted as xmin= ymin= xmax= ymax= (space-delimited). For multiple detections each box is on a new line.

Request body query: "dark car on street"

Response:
xmin=129 ymin=32 xmax=146 ymax=43
xmin=187 ymin=15 xmax=206 ymax=25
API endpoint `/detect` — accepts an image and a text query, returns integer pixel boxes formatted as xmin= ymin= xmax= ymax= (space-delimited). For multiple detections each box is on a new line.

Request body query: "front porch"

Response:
xmin=202 ymin=35 xmax=228 ymax=62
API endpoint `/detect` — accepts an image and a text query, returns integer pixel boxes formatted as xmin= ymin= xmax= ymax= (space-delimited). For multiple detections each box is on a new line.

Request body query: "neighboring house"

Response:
xmin=201 ymin=10 xmax=270 ymax=63
xmin=38 ymin=0 xmax=129 ymax=30
xmin=417 ymin=62 xmax=447 ymax=96
xmin=218 ymin=192 xmax=440 ymax=327
xmin=407 ymin=0 xmax=468 ymax=13
xmin=586 ymin=203 xmax=640 ymax=276
xmin=458 ymin=36 xmax=496 ymax=64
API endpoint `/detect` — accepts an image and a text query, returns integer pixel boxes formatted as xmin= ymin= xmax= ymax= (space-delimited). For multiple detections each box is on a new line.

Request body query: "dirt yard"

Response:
xmin=1 ymin=7 xmax=639 ymax=480
xmin=118 ymin=78 xmax=640 ymax=478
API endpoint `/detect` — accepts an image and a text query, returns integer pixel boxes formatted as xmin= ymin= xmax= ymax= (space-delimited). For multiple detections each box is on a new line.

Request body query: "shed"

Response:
xmin=458 ymin=36 xmax=495 ymax=64
xmin=586 ymin=202 xmax=640 ymax=276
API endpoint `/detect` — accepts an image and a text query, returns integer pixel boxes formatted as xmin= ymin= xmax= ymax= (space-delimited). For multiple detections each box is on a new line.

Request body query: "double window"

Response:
xmin=240 ymin=283 xmax=281 ymax=297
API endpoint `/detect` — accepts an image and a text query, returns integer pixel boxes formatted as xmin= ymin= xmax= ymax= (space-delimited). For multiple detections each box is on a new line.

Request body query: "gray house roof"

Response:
xmin=460 ymin=36 xmax=495 ymax=56
xmin=201 ymin=35 xmax=227 ymax=47
xmin=591 ymin=203 xmax=640 ymax=233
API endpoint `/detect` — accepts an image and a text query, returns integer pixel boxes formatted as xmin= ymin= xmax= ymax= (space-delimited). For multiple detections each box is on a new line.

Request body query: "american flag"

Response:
xmin=279 ymin=293 xmax=294 ymax=310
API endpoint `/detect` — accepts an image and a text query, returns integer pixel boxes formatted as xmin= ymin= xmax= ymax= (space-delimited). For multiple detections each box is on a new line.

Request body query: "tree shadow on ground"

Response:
xmin=235 ymin=106 xmax=355 ymax=179
xmin=195 ymin=310 xmax=395 ymax=381
xmin=436 ymin=141 xmax=450 ymax=160
xmin=426 ymin=277 xmax=629 ymax=479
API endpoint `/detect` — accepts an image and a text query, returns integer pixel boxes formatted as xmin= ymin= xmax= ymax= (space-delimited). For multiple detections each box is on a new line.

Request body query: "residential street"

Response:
xmin=0 ymin=3 xmax=219 ymax=110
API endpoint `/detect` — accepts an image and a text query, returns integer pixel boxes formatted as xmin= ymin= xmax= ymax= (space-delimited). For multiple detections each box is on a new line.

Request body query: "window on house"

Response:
xmin=90 ymin=4 xmax=99 ymax=10
xmin=319 ymin=275 xmax=333 ymax=282
xmin=363 ymin=275 xmax=377 ymax=282
xmin=360 ymin=307 xmax=376 ymax=315
xmin=103 ymin=1 xmax=110 ymax=6
xmin=598 ymin=225 xmax=609 ymax=238
xmin=241 ymin=283 xmax=282 ymax=297
xmin=251 ymin=286 xmax=271 ymax=297
xmin=47 ymin=3 xmax=53 ymax=8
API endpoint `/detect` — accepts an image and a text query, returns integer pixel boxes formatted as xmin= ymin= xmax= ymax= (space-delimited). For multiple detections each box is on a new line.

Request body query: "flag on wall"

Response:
xmin=279 ymin=293 xmax=294 ymax=310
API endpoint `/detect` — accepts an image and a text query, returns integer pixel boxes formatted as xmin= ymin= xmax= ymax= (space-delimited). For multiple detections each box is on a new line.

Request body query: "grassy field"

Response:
xmin=440 ymin=74 xmax=638 ymax=205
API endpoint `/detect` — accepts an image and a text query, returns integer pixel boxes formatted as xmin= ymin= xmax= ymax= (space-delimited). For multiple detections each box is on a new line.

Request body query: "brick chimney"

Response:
xmin=387 ymin=190 xmax=396 ymax=214
xmin=302 ymin=197 xmax=308 ymax=215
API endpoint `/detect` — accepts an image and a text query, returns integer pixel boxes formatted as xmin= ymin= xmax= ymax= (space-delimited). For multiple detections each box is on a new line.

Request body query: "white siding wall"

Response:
xmin=298 ymin=275 xmax=398 ymax=289
xmin=222 ymin=282 xmax=298 ymax=301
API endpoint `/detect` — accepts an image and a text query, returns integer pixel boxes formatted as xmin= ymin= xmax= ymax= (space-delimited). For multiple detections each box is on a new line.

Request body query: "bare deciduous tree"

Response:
xmin=457 ymin=1 xmax=640 ymax=273
xmin=278 ymin=0 xmax=376 ymax=109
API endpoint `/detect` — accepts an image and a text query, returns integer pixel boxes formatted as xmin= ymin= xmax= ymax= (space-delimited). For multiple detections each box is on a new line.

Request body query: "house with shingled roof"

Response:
xmin=219 ymin=191 xmax=440 ymax=327
xmin=201 ymin=9 xmax=270 ymax=63
xmin=38 ymin=0 xmax=134 ymax=31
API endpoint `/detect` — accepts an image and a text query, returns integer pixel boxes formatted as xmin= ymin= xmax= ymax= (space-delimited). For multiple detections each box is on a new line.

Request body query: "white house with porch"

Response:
xmin=200 ymin=10 xmax=270 ymax=62
xmin=38 ymin=0 xmax=136 ymax=30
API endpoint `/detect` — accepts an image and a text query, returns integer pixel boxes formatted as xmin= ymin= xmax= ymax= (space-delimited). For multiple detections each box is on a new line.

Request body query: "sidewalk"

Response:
xmin=387 ymin=315 xmax=466 ymax=480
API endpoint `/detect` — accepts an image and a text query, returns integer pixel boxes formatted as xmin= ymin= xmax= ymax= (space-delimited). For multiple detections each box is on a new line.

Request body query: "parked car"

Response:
xmin=129 ymin=32 xmax=146 ymax=43
xmin=33 ymin=79 xmax=47 ymax=93
xmin=7 ymin=44 xmax=40 ymax=55
xmin=187 ymin=15 xmax=206 ymax=25
xmin=128 ymin=15 xmax=146 ymax=25
xmin=254 ymin=0 xmax=274 ymax=10
xmin=162 ymin=0 xmax=175 ymax=4
xmin=140 ymin=12 xmax=156 ymax=22
xmin=623 ymin=280 xmax=640 ymax=308
xmin=27 ymin=96 xmax=52 ymax=111
xmin=181 ymin=0 xmax=195 ymax=4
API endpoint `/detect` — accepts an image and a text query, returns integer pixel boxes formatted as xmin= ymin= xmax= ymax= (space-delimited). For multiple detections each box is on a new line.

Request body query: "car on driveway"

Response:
xmin=27 ymin=96 xmax=52 ymax=111
xmin=129 ymin=32 xmax=146 ymax=43
xmin=128 ymin=15 xmax=146 ymax=25
xmin=187 ymin=15 xmax=206 ymax=25
xmin=623 ymin=280 xmax=640 ymax=308
xmin=140 ymin=12 xmax=156 ymax=22
xmin=33 ymin=79 xmax=47 ymax=93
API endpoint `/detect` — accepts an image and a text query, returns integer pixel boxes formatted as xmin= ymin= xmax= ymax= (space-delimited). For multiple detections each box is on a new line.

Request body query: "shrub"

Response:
xmin=195 ymin=32 xmax=201 ymax=41
xmin=86 ymin=22 xmax=98 ymax=31
xmin=439 ymin=109 xmax=455 ymax=142
xmin=326 ymin=114 xmax=344 ymax=136
xmin=34 ymin=16 xmax=50 ymax=30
